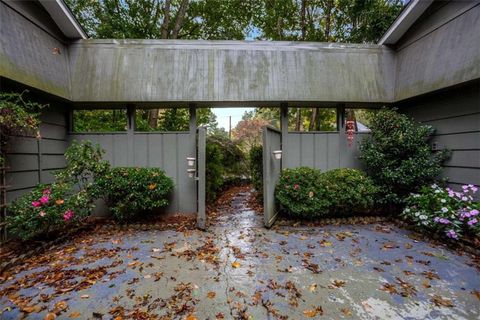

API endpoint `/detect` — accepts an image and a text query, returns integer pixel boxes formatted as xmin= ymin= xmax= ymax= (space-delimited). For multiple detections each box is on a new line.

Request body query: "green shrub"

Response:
xmin=7 ymin=183 xmax=92 ymax=240
xmin=7 ymin=140 xmax=107 ymax=241
xmin=319 ymin=168 xmax=378 ymax=215
xmin=93 ymin=167 xmax=174 ymax=221
xmin=205 ymin=134 xmax=246 ymax=202
xmin=359 ymin=108 xmax=449 ymax=208
xmin=275 ymin=167 xmax=329 ymax=218
xmin=275 ymin=167 xmax=377 ymax=219
xmin=249 ymin=145 xmax=263 ymax=200
xmin=402 ymin=184 xmax=479 ymax=241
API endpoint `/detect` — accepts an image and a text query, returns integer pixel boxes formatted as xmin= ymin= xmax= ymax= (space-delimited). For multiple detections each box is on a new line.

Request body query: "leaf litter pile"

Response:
xmin=1 ymin=185 xmax=479 ymax=319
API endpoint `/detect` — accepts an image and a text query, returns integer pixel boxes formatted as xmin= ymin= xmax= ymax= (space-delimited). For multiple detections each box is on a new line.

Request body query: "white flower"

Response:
xmin=404 ymin=208 xmax=411 ymax=213
xmin=419 ymin=215 xmax=427 ymax=220
xmin=431 ymin=184 xmax=438 ymax=189
xmin=462 ymin=196 xmax=468 ymax=201
xmin=441 ymin=207 xmax=449 ymax=213
xmin=422 ymin=221 xmax=429 ymax=226
xmin=414 ymin=212 xmax=420 ymax=217
xmin=440 ymin=199 xmax=446 ymax=203
xmin=434 ymin=190 xmax=441 ymax=193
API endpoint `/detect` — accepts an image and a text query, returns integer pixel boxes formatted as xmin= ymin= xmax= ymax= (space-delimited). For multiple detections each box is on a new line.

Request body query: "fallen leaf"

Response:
xmin=472 ymin=290 xmax=480 ymax=301
xmin=431 ymin=294 xmax=454 ymax=307
xmin=329 ymin=279 xmax=346 ymax=288
xmin=186 ymin=315 xmax=198 ymax=320
xmin=303 ymin=306 xmax=323 ymax=317
xmin=80 ymin=294 xmax=89 ymax=299
xmin=341 ymin=307 xmax=352 ymax=317
xmin=232 ymin=261 xmax=241 ymax=268
xmin=44 ymin=313 xmax=56 ymax=320
xmin=207 ymin=291 xmax=216 ymax=299
xmin=309 ymin=283 xmax=317 ymax=292
xmin=69 ymin=312 xmax=81 ymax=318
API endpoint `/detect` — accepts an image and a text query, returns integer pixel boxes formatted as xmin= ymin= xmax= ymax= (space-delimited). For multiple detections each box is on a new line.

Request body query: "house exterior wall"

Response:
xmin=0 ymin=1 xmax=71 ymax=99
xmin=401 ymin=81 xmax=480 ymax=191
xmin=394 ymin=1 xmax=480 ymax=101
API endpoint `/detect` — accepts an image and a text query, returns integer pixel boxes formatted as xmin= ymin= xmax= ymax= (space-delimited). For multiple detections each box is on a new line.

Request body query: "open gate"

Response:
xmin=262 ymin=126 xmax=282 ymax=228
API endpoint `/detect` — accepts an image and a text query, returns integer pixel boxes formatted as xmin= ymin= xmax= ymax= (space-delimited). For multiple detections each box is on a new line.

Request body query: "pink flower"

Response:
xmin=43 ymin=188 xmax=51 ymax=195
xmin=294 ymin=184 xmax=299 ymax=190
xmin=39 ymin=211 xmax=46 ymax=217
xmin=470 ymin=209 xmax=479 ymax=216
xmin=467 ymin=218 xmax=477 ymax=226
xmin=40 ymin=195 xmax=49 ymax=204
xmin=446 ymin=229 xmax=458 ymax=239
xmin=63 ymin=209 xmax=74 ymax=221
xmin=32 ymin=201 xmax=41 ymax=207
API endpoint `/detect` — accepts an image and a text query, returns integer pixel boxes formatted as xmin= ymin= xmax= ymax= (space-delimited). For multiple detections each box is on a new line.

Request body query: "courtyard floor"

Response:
xmin=0 ymin=188 xmax=479 ymax=319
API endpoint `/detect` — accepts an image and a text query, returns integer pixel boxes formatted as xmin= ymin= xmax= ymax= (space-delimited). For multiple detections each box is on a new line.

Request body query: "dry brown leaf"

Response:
xmin=186 ymin=315 xmax=198 ymax=320
xmin=80 ymin=294 xmax=89 ymax=299
xmin=431 ymin=294 xmax=454 ymax=307
xmin=207 ymin=291 xmax=216 ymax=299
xmin=69 ymin=312 xmax=81 ymax=318
xmin=341 ymin=307 xmax=352 ymax=317
xmin=44 ymin=313 xmax=56 ymax=320
xmin=303 ymin=306 xmax=323 ymax=317
xmin=309 ymin=283 xmax=317 ymax=292
xmin=232 ymin=261 xmax=241 ymax=268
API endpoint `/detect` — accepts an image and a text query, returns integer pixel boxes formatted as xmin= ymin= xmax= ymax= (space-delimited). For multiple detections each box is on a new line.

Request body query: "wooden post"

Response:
xmin=280 ymin=103 xmax=288 ymax=170
xmin=126 ymin=105 xmax=135 ymax=166
xmin=197 ymin=126 xmax=206 ymax=230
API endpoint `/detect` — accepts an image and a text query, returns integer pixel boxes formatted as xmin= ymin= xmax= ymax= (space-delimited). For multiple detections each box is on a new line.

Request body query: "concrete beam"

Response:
xmin=68 ymin=40 xmax=396 ymax=104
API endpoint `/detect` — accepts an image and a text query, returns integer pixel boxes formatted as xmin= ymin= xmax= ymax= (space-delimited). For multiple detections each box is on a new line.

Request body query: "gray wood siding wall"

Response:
xmin=6 ymin=107 xmax=68 ymax=203
xmin=68 ymin=132 xmax=197 ymax=214
xmin=402 ymin=82 xmax=480 ymax=190
xmin=394 ymin=1 xmax=480 ymax=101
xmin=0 ymin=1 xmax=71 ymax=99
xmin=283 ymin=132 xmax=367 ymax=171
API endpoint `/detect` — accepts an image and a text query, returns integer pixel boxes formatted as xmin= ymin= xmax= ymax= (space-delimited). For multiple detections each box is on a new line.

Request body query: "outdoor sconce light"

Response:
xmin=273 ymin=150 xmax=282 ymax=160
xmin=187 ymin=157 xmax=196 ymax=167
xmin=187 ymin=168 xmax=196 ymax=178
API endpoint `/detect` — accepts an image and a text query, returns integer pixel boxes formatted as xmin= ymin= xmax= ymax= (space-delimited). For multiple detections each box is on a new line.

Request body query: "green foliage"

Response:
xmin=93 ymin=167 xmax=174 ymax=221
xmin=402 ymin=184 xmax=479 ymax=241
xmin=55 ymin=140 xmax=110 ymax=190
xmin=135 ymin=108 xmax=218 ymax=132
xmin=275 ymin=167 xmax=377 ymax=219
xmin=205 ymin=134 xmax=246 ymax=202
xmin=319 ymin=168 xmax=378 ymax=215
xmin=359 ymin=108 xmax=449 ymax=207
xmin=73 ymin=110 xmax=127 ymax=132
xmin=7 ymin=140 xmax=109 ymax=240
xmin=0 ymin=91 xmax=44 ymax=165
xmin=7 ymin=183 xmax=92 ymax=241
xmin=249 ymin=145 xmax=263 ymax=200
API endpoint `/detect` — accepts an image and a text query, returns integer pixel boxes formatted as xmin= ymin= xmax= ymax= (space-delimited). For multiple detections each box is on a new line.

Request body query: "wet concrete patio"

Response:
xmin=0 ymin=190 xmax=479 ymax=319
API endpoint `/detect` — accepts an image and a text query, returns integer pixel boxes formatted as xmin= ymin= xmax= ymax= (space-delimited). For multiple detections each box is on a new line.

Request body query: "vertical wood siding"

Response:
xmin=69 ymin=132 xmax=197 ymax=214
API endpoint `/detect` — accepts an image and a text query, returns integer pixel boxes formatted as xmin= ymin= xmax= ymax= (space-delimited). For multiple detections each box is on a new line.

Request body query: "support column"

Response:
xmin=126 ymin=105 xmax=135 ymax=166
xmin=280 ymin=103 xmax=288 ymax=170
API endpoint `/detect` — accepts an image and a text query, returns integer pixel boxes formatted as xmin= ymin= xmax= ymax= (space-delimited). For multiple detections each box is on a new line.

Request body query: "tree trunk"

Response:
xmin=309 ymin=108 xmax=318 ymax=131
xmin=160 ymin=0 xmax=171 ymax=39
xmin=300 ymin=0 xmax=307 ymax=40
xmin=171 ymin=0 xmax=189 ymax=39
xmin=324 ymin=0 xmax=333 ymax=41
xmin=148 ymin=109 xmax=159 ymax=128
xmin=295 ymin=108 xmax=302 ymax=131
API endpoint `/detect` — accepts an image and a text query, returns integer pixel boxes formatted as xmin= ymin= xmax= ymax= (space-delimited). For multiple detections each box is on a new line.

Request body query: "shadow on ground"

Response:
xmin=0 ymin=187 xmax=479 ymax=319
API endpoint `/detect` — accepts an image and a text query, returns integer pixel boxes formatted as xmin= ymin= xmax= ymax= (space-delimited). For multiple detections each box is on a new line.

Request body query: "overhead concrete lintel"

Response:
xmin=38 ymin=0 xmax=87 ymax=39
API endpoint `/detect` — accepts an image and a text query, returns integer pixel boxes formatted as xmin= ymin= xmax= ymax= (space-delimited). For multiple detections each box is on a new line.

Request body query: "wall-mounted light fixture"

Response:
xmin=187 ymin=168 xmax=196 ymax=178
xmin=273 ymin=150 xmax=282 ymax=160
xmin=187 ymin=157 xmax=196 ymax=167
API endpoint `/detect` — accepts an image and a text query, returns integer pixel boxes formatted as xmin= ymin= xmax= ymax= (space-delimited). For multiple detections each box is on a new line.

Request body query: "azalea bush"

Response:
xmin=359 ymin=108 xmax=449 ymax=209
xmin=402 ymin=184 xmax=479 ymax=241
xmin=7 ymin=183 xmax=92 ymax=240
xmin=93 ymin=167 xmax=174 ymax=221
xmin=275 ymin=167 xmax=376 ymax=218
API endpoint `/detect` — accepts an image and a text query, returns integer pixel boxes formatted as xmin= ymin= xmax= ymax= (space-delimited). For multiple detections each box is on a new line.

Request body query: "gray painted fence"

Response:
xmin=262 ymin=126 xmax=282 ymax=228
xmin=69 ymin=132 xmax=197 ymax=214
xmin=283 ymin=132 xmax=367 ymax=171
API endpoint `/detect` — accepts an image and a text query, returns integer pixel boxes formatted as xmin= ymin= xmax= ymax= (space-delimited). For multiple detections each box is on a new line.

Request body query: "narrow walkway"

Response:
xmin=0 ymin=187 xmax=479 ymax=319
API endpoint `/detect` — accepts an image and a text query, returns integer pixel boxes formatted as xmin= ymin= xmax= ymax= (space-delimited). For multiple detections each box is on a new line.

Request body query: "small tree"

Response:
xmin=359 ymin=108 xmax=449 ymax=209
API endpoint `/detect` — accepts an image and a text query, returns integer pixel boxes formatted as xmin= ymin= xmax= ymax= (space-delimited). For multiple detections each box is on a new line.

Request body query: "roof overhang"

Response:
xmin=378 ymin=0 xmax=433 ymax=45
xmin=38 ymin=0 xmax=87 ymax=39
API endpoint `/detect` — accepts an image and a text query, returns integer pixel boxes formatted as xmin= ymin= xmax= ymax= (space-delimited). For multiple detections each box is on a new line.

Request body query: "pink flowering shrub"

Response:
xmin=402 ymin=184 xmax=479 ymax=241
xmin=7 ymin=183 xmax=92 ymax=240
